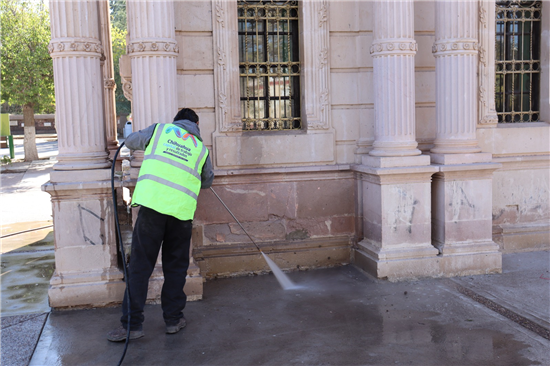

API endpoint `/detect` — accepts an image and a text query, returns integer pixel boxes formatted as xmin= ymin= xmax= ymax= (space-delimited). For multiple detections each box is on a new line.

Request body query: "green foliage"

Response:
xmin=1 ymin=0 xmax=54 ymax=114
xmin=110 ymin=0 xmax=127 ymax=30
xmin=1 ymin=155 xmax=12 ymax=164
xmin=111 ymin=25 xmax=131 ymax=116
xmin=110 ymin=0 xmax=131 ymax=116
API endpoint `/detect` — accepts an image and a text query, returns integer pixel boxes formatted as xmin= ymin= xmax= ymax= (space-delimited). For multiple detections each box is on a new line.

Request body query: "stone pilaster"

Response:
xmin=49 ymin=0 xmax=110 ymax=172
xmin=126 ymin=0 xmax=178 ymax=167
xmin=431 ymin=1 xmax=481 ymax=155
xmin=478 ymin=0 xmax=498 ymax=128
xmin=355 ymin=1 xmax=438 ymax=280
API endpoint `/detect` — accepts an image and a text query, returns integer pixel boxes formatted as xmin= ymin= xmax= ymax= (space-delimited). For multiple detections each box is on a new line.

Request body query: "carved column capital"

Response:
xmin=104 ymin=78 xmax=116 ymax=89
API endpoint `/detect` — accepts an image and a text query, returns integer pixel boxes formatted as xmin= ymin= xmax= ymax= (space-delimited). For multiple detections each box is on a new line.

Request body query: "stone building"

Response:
xmin=44 ymin=0 xmax=549 ymax=309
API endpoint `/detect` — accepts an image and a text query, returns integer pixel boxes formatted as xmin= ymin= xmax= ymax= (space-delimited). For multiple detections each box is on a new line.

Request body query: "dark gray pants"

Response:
xmin=121 ymin=206 xmax=192 ymax=331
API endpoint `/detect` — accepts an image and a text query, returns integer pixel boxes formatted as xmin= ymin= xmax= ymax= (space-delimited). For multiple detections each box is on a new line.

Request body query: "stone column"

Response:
xmin=429 ymin=1 xmax=501 ymax=276
xmin=354 ymin=0 xmax=439 ymax=280
xmin=368 ymin=0 xmax=421 ymax=159
xmin=98 ymin=0 xmax=120 ymax=158
xmin=45 ymin=0 xmax=123 ymax=308
xmin=431 ymin=1 xmax=481 ymax=156
xmin=126 ymin=0 xmax=178 ymax=167
xmin=49 ymin=0 xmax=110 ymax=172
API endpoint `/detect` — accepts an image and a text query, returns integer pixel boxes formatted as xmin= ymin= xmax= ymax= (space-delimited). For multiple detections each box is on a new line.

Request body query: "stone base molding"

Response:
xmin=49 ymin=268 xmax=203 ymax=309
xmin=354 ymin=244 xmax=502 ymax=281
xmin=49 ymin=269 xmax=125 ymax=309
xmin=362 ymin=154 xmax=430 ymax=168
xmin=193 ymin=237 xmax=351 ymax=279
xmin=142 ymin=263 xmax=203 ymax=304
xmin=493 ymin=222 xmax=550 ymax=253
xmin=354 ymin=248 xmax=440 ymax=281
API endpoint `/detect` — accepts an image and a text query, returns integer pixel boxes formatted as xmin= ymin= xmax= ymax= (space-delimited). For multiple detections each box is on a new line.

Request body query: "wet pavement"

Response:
xmin=1 ymin=136 xmax=550 ymax=365
xmin=1 ymin=137 xmax=57 ymax=366
xmin=30 ymin=260 xmax=549 ymax=366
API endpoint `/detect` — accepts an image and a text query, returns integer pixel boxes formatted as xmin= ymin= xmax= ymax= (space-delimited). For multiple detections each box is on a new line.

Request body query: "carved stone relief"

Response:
xmin=478 ymin=0 xmax=498 ymax=127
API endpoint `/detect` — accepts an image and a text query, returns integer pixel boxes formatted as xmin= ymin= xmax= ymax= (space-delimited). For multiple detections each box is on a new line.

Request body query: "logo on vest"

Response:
xmin=161 ymin=126 xmax=199 ymax=162
xmin=166 ymin=125 xmax=198 ymax=147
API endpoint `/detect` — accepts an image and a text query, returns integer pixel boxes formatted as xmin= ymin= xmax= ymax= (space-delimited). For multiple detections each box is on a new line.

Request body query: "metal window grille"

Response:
xmin=238 ymin=0 xmax=301 ymax=131
xmin=495 ymin=1 xmax=542 ymax=123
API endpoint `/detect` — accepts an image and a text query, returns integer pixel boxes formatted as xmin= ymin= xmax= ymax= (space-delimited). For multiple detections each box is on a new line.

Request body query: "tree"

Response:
xmin=1 ymin=0 xmax=54 ymax=162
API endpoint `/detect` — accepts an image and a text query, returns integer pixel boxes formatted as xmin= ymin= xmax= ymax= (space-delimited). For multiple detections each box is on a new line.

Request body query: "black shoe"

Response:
xmin=166 ymin=318 xmax=187 ymax=334
xmin=107 ymin=326 xmax=144 ymax=342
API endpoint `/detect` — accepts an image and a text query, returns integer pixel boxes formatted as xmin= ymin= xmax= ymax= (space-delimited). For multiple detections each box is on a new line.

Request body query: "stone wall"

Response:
xmin=193 ymin=170 xmax=356 ymax=277
xmin=478 ymin=123 xmax=550 ymax=253
xmin=173 ymin=0 xmax=549 ymax=277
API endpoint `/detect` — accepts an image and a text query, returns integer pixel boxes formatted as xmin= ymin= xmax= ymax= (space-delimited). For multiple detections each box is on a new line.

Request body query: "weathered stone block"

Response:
xmin=196 ymin=184 xmax=269 ymax=224
xmin=176 ymin=34 xmax=214 ymax=71
xmin=330 ymin=216 xmax=356 ymax=235
xmin=296 ymin=179 xmax=355 ymax=219
xmin=266 ymin=182 xmax=297 ymax=220
xmin=174 ymin=1 xmax=212 ymax=32
xmin=177 ymin=74 xmax=215 ymax=109
xmin=287 ymin=218 xmax=330 ymax=238
xmin=214 ymin=132 xmax=336 ymax=167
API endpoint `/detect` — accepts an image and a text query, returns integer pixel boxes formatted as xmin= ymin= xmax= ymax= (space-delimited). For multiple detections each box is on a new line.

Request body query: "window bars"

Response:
xmin=238 ymin=0 xmax=301 ymax=131
xmin=495 ymin=1 xmax=542 ymax=122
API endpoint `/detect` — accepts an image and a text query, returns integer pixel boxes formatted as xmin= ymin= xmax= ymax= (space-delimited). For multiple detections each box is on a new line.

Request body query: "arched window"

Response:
xmin=495 ymin=1 xmax=542 ymax=122
xmin=238 ymin=0 xmax=301 ymax=131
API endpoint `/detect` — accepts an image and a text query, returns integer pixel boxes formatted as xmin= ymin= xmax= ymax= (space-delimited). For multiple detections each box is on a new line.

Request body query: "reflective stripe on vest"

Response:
xmin=131 ymin=123 xmax=208 ymax=220
xmin=137 ymin=174 xmax=198 ymax=200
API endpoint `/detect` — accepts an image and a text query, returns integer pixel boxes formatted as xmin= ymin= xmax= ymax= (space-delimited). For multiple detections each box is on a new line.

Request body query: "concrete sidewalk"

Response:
xmin=29 ymin=252 xmax=550 ymax=366
xmin=1 ymin=137 xmax=549 ymax=365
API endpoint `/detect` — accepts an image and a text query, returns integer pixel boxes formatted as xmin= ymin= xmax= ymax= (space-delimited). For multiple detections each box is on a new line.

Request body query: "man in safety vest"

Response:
xmin=108 ymin=108 xmax=214 ymax=342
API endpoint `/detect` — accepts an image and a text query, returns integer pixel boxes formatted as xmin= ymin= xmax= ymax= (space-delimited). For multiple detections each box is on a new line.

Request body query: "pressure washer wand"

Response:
xmin=209 ymin=187 xmax=262 ymax=253
xmin=209 ymin=187 xmax=298 ymax=290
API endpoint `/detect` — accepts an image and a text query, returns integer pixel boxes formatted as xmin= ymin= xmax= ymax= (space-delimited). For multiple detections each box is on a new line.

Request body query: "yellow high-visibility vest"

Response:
xmin=131 ymin=123 xmax=208 ymax=220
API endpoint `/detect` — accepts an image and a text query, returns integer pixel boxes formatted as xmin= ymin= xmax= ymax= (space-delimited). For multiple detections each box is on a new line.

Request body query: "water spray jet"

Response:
xmin=209 ymin=187 xmax=299 ymax=290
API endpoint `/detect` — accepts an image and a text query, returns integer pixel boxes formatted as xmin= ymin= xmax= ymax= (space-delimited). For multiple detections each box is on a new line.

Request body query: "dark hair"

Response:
xmin=173 ymin=108 xmax=199 ymax=123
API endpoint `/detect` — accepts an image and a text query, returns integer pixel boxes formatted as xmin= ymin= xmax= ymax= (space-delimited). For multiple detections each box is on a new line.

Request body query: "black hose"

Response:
xmin=110 ymin=142 xmax=131 ymax=366
xmin=0 ymin=225 xmax=53 ymax=239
